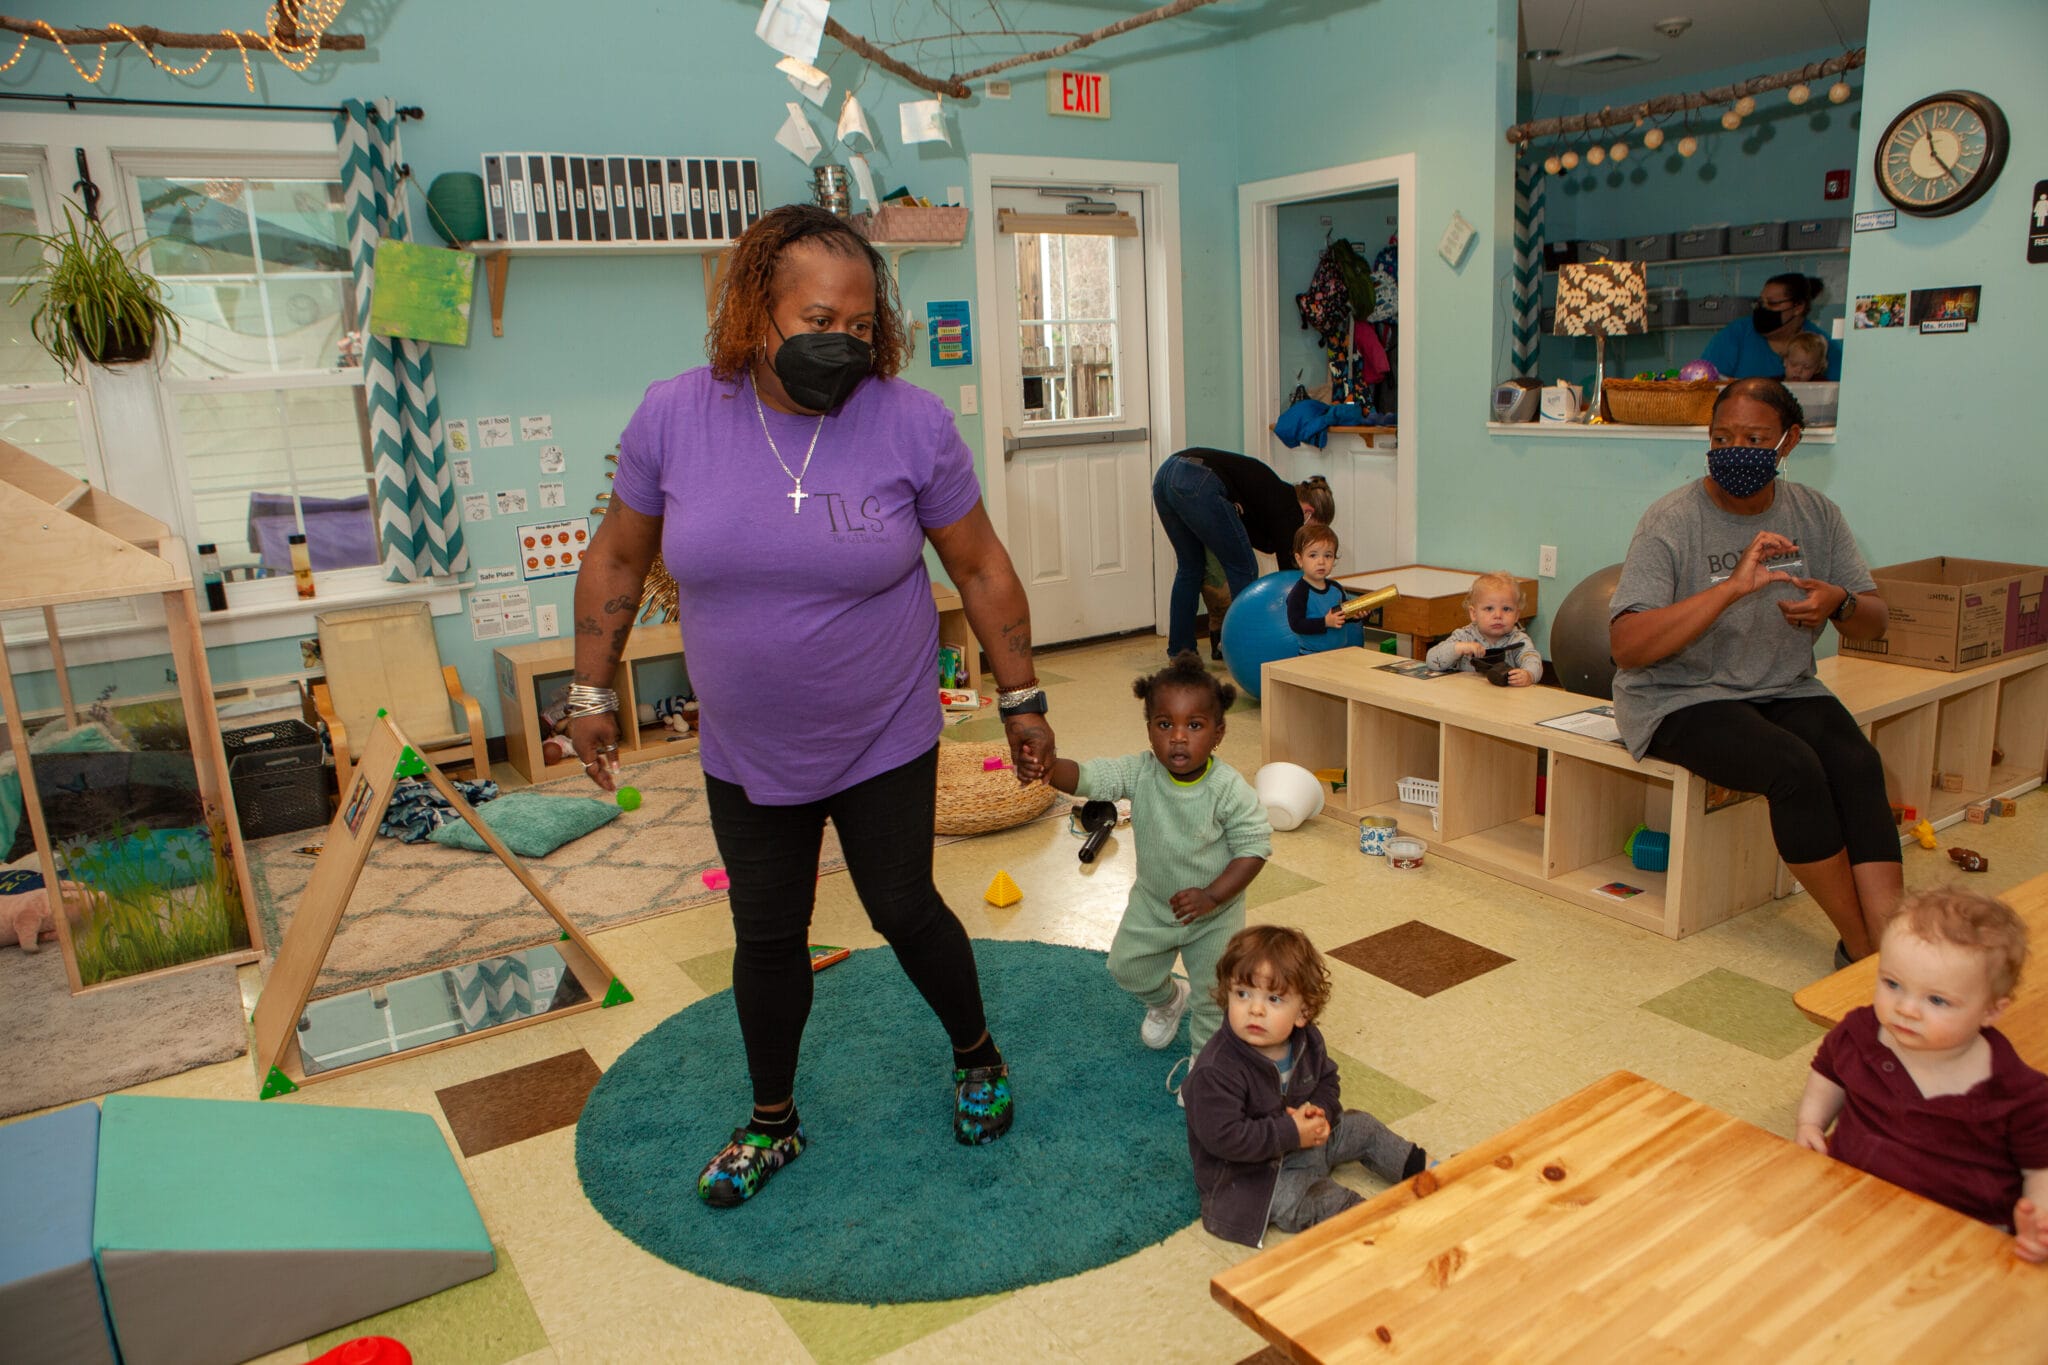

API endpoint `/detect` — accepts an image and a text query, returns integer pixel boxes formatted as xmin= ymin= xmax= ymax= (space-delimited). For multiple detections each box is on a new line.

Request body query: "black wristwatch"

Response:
xmin=1832 ymin=587 xmax=1858 ymax=622
xmin=997 ymin=685 xmax=1049 ymax=719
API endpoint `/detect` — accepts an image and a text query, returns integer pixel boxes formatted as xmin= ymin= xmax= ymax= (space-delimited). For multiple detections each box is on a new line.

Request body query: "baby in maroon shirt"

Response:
xmin=1797 ymin=889 xmax=2048 ymax=1260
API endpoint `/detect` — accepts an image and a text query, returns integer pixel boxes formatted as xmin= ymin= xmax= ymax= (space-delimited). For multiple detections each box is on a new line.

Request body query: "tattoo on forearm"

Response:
xmin=602 ymin=592 xmax=637 ymax=614
xmin=576 ymin=614 xmax=604 ymax=638
xmin=995 ymin=615 xmax=1033 ymax=661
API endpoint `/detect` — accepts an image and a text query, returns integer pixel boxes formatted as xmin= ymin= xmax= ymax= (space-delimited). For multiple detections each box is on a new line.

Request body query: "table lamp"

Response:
xmin=1554 ymin=260 xmax=1648 ymax=424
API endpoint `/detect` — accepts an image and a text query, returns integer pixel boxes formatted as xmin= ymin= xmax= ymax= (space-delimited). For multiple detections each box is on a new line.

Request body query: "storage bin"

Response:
xmin=849 ymin=205 xmax=968 ymax=243
xmin=1601 ymin=378 xmax=1727 ymax=426
xmin=1626 ymin=232 xmax=1674 ymax=262
xmin=223 ymin=719 xmax=329 ymax=839
xmin=1674 ymin=227 xmax=1728 ymax=259
xmin=1577 ymin=238 xmax=1626 ymax=262
xmin=1397 ymin=775 xmax=1440 ymax=808
xmin=1688 ymin=293 xmax=1740 ymax=327
xmin=1787 ymin=217 xmax=1848 ymax=250
xmin=1784 ymin=380 xmax=1840 ymax=425
xmin=1730 ymin=221 xmax=1786 ymax=254
xmin=1645 ymin=290 xmax=1689 ymax=328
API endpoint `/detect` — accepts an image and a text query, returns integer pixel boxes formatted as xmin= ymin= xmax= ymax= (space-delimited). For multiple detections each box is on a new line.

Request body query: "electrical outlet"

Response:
xmin=985 ymin=79 xmax=1012 ymax=99
xmin=537 ymin=604 xmax=560 ymax=638
xmin=1538 ymin=545 xmax=1558 ymax=578
xmin=959 ymin=384 xmax=978 ymax=415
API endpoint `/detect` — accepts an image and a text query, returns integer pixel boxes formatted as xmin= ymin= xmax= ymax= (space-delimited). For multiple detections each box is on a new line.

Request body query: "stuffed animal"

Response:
xmin=635 ymin=695 xmax=693 ymax=735
xmin=0 ymin=866 xmax=65 ymax=953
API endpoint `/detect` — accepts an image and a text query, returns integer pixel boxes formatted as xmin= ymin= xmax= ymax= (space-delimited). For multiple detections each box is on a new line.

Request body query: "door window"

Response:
xmin=1013 ymin=231 xmax=1121 ymax=423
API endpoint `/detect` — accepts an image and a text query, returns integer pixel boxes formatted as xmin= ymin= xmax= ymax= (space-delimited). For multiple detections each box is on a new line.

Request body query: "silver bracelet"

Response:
xmin=562 ymin=683 xmax=619 ymax=719
xmin=996 ymin=684 xmax=1043 ymax=708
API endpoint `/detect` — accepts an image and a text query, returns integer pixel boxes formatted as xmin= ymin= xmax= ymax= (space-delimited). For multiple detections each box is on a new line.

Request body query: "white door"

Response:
xmin=989 ymin=186 xmax=1153 ymax=645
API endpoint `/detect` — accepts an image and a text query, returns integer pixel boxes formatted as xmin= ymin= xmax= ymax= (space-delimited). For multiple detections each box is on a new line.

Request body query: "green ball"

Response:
xmin=616 ymin=786 xmax=642 ymax=811
xmin=424 ymin=172 xmax=488 ymax=245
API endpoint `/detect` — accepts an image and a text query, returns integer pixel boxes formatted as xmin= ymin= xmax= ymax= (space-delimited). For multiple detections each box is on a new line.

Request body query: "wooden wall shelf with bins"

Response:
xmin=1262 ymin=648 xmax=2048 ymax=938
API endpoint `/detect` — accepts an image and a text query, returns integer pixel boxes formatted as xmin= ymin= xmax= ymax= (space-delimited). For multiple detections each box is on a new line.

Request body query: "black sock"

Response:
xmin=748 ymin=1106 xmax=800 ymax=1139
xmin=1402 ymin=1144 xmax=1429 ymax=1179
xmin=953 ymin=1034 xmax=1003 ymax=1071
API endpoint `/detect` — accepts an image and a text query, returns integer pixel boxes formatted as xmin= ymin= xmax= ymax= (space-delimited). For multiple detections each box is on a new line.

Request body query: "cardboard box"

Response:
xmin=1841 ymin=557 xmax=2048 ymax=672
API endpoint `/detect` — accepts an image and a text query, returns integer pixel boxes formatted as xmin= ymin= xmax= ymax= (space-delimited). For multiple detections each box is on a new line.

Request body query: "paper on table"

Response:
xmin=847 ymin=153 xmax=878 ymax=209
xmin=900 ymin=99 xmax=949 ymax=146
xmin=778 ymin=54 xmax=831 ymax=106
xmin=775 ymin=102 xmax=825 ymax=163
xmin=1536 ymin=706 xmax=1625 ymax=746
xmin=838 ymin=93 xmax=876 ymax=147
xmin=755 ymin=0 xmax=827 ymax=64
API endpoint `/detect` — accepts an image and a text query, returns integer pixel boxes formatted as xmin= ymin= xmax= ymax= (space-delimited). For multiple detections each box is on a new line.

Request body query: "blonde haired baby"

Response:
xmin=1424 ymin=571 xmax=1543 ymax=686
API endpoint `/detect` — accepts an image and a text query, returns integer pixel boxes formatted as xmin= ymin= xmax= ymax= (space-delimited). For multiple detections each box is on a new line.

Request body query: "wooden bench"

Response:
xmin=1260 ymin=648 xmax=2048 ymax=938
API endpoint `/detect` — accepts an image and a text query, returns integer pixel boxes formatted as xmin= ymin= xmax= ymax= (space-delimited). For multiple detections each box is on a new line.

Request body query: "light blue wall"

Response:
xmin=1275 ymin=188 xmax=1398 ymax=406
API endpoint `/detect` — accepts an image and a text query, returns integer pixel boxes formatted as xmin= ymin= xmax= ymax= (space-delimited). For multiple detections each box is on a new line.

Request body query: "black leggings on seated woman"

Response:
xmin=1645 ymin=694 xmax=1902 ymax=867
xmin=704 ymin=744 xmax=990 ymax=1107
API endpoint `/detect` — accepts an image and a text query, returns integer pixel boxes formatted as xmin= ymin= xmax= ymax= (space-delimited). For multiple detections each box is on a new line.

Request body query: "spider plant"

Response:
xmin=2 ymin=200 xmax=182 ymax=371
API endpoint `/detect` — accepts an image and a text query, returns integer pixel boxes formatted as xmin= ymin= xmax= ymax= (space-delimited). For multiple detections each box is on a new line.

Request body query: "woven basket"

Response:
xmin=1601 ymin=378 xmax=1728 ymax=426
xmin=851 ymin=205 xmax=968 ymax=244
xmin=934 ymin=740 xmax=1056 ymax=836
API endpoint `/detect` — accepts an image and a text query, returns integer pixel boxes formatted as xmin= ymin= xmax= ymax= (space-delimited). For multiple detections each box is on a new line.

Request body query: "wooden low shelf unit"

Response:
xmin=495 ymin=627 xmax=699 ymax=785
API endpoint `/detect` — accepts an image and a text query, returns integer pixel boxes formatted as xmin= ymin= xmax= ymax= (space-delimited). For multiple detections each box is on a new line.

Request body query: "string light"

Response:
xmin=1734 ymin=95 xmax=1756 ymax=117
xmin=1827 ymin=80 xmax=1852 ymax=104
xmin=32 ymin=19 xmax=110 ymax=83
xmin=1677 ymin=135 xmax=1698 ymax=157
xmin=10 ymin=3 xmax=348 ymax=92
xmin=1610 ymin=140 xmax=1629 ymax=160
xmin=1560 ymin=148 xmax=1580 ymax=171
xmin=1586 ymin=144 xmax=1606 ymax=166
xmin=1642 ymin=127 xmax=1665 ymax=150
xmin=1721 ymin=109 xmax=1743 ymax=131
xmin=1543 ymin=155 xmax=1562 ymax=175
xmin=0 ymin=32 xmax=31 ymax=72
xmin=1787 ymin=82 xmax=1811 ymax=105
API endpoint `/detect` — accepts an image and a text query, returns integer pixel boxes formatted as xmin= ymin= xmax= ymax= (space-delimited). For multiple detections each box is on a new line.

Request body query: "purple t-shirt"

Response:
xmin=614 ymin=367 xmax=981 ymax=803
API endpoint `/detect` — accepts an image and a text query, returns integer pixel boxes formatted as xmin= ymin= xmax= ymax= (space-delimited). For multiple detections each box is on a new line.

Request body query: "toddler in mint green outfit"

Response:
xmin=1045 ymin=652 xmax=1272 ymax=1080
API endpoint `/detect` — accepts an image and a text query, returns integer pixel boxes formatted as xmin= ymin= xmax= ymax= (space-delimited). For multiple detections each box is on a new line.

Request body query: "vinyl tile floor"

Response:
xmin=31 ymin=634 xmax=2048 ymax=1363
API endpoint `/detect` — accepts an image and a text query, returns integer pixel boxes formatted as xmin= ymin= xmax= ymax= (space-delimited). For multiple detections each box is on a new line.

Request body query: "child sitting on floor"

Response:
xmin=1782 ymin=331 xmax=1829 ymax=383
xmin=1042 ymin=653 xmax=1271 ymax=1084
xmin=1284 ymin=523 xmax=1351 ymax=655
xmin=1424 ymin=570 xmax=1543 ymax=686
xmin=1183 ymin=925 xmax=1427 ymax=1246
xmin=1796 ymin=888 xmax=2048 ymax=1261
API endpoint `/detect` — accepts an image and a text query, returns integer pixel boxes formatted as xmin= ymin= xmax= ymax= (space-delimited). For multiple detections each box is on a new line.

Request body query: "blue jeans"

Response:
xmin=1153 ymin=455 xmax=1260 ymax=657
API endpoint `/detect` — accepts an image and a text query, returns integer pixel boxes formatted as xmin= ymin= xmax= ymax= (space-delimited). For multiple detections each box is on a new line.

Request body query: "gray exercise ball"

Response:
xmin=1551 ymin=563 xmax=1625 ymax=699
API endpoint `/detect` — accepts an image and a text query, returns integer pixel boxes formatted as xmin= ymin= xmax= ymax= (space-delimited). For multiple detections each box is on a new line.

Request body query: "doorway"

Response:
xmin=970 ymin=155 xmax=1186 ymax=648
xmin=1239 ymin=156 xmax=1418 ymax=567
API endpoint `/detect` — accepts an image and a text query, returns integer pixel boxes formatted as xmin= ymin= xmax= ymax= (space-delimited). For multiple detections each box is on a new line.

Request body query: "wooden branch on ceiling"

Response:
xmin=0 ymin=14 xmax=364 ymax=50
xmin=824 ymin=0 xmax=1230 ymax=100
xmin=1506 ymin=48 xmax=1864 ymax=145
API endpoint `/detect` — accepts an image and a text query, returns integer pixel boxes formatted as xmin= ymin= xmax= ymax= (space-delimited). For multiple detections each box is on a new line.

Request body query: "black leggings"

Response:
xmin=703 ymin=744 xmax=989 ymax=1107
xmin=1645 ymin=694 xmax=1902 ymax=867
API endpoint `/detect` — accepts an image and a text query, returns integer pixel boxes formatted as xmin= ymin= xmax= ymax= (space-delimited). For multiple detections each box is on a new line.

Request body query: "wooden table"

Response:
xmin=1211 ymin=1072 xmax=2047 ymax=1362
xmin=1333 ymin=564 xmax=1539 ymax=655
xmin=1797 ymin=871 xmax=2048 ymax=1067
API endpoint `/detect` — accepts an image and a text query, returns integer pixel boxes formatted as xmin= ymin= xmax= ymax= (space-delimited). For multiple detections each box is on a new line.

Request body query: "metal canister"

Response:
xmin=1358 ymin=815 xmax=1398 ymax=856
xmin=811 ymin=164 xmax=852 ymax=217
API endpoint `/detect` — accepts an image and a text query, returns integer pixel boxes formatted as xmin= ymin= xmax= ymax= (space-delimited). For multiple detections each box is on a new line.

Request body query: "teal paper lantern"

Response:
xmin=424 ymin=172 xmax=487 ymax=245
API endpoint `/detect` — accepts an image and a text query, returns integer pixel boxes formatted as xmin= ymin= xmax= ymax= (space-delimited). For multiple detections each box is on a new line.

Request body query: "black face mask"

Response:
xmin=770 ymin=323 xmax=872 ymax=413
xmin=1753 ymin=303 xmax=1789 ymax=333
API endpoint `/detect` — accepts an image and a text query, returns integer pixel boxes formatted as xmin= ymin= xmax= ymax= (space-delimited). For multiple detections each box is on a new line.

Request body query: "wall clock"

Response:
xmin=1874 ymin=89 xmax=2009 ymax=217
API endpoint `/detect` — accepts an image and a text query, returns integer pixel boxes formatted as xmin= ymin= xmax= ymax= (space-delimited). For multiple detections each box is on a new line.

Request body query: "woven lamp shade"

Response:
xmin=1555 ymin=261 xmax=1649 ymax=336
xmin=933 ymin=741 xmax=1057 ymax=836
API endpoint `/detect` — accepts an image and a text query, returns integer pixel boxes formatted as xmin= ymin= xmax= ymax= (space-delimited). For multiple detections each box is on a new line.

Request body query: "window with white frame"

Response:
xmin=0 ymin=118 xmax=383 ymax=594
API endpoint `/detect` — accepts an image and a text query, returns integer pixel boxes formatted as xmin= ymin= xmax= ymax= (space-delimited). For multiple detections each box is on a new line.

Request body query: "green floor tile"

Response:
xmin=941 ymin=715 xmax=1006 ymax=743
xmin=772 ymin=1290 xmax=1011 ymax=1365
xmin=1640 ymin=968 xmax=1825 ymax=1060
xmin=1326 ymin=1048 xmax=1435 ymax=1123
xmin=305 ymin=1246 xmax=546 ymax=1365
xmin=681 ymin=947 xmax=735 ymax=994
xmin=1245 ymin=861 xmax=1323 ymax=910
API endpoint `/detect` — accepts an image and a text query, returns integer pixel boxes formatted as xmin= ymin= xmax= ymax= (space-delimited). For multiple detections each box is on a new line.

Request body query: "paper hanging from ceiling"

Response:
xmin=848 ymin=153 xmax=878 ymax=209
xmin=756 ymin=0 xmax=828 ymax=64
xmin=778 ymin=55 xmax=831 ymax=106
xmin=899 ymin=99 xmax=948 ymax=146
xmin=776 ymin=102 xmax=825 ymax=164
xmin=838 ymin=94 xmax=876 ymax=147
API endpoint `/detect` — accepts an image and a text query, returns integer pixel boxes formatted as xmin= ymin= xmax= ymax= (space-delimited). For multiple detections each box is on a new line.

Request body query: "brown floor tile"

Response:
xmin=1330 ymin=919 xmax=1514 ymax=998
xmin=436 ymin=1049 xmax=603 ymax=1158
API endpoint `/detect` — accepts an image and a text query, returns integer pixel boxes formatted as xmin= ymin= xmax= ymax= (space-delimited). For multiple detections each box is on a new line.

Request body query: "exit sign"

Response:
xmin=1048 ymin=69 xmax=1110 ymax=119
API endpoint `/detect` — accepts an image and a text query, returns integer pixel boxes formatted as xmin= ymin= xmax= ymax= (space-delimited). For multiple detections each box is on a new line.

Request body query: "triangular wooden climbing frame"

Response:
xmin=251 ymin=713 xmax=628 ymax=1092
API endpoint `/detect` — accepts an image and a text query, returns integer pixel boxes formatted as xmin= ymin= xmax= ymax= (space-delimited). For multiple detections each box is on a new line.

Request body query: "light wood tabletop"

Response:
xmin=1210 ymin=1071 xmax=2047 ymax=1363
xmin=1796 ymin=871 xmax=2048 ymax=1068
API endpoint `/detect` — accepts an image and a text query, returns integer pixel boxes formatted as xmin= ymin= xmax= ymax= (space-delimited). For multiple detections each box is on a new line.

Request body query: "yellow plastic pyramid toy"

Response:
xmin=984 ymin=869 xmax=1022 ymax=907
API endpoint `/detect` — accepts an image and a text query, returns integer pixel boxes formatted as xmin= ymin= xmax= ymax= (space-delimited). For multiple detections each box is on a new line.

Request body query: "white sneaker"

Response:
xmin=1141 ymin=978 xmax=1192 ymax=1050
xmin=1167 ymin=1054 xmax=1194 ymax=1109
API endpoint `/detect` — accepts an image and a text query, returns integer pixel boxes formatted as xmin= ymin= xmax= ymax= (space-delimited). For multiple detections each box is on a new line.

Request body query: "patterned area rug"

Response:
xmin=247 ymin=750 xmax=836 ymax=999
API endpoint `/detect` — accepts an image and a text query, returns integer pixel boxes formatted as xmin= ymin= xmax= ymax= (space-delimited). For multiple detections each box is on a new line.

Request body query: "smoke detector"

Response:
xmin=1555 ymin=47 xmax=1662 ymax=71
xmin=1653 ymin=17 xmax=1693 ymax=39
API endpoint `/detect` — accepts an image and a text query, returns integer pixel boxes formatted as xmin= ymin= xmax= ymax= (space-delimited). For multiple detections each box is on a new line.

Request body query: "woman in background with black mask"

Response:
xmin=570 ymin=204 xmax=1051 ymax=1206
xmin=1699 ymin=272 xmax=1841 ymax=381
xmin=1608 ymin=378 xmax=1892 ymax=970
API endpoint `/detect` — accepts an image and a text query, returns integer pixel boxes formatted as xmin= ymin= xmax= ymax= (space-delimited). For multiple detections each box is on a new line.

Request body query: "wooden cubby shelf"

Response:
xmin=1263 ymin=647 xmax=2048 ymax=939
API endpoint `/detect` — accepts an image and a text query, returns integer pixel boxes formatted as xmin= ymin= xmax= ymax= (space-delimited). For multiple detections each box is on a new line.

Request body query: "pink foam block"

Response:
xmin=701 ymin=868 xmax=730 ymax=891
xmin=982 ymin=756 xmax=1010 ymax=771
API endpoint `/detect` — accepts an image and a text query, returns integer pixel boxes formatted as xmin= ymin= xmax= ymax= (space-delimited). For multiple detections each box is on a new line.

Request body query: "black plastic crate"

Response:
xmin=223 ymin=720 xmax=329 ymax=839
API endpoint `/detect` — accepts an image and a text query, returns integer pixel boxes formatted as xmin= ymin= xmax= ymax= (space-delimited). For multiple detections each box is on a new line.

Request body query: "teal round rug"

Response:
xmin=575 ymin=939 xmax=1200 ymax=1303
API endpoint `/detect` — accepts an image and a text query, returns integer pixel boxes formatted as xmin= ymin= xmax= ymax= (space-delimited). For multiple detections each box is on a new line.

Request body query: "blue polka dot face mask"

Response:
xmin=1706 ymin=433 xmax=1787 ymax=499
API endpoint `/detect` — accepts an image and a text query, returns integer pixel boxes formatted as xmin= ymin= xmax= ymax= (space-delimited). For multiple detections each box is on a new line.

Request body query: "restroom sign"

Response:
xmin=1048 ymin=69 xmax=1110 ymax=119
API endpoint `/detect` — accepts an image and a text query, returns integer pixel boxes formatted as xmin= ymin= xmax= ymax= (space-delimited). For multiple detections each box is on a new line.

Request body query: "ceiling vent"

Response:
xmin=1554 ymin=47 xmax=1661 ymax=71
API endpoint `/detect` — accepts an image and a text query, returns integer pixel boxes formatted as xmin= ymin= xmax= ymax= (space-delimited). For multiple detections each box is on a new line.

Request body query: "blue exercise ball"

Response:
xmin=1219 ymin=571 xmax=1363 ymax=700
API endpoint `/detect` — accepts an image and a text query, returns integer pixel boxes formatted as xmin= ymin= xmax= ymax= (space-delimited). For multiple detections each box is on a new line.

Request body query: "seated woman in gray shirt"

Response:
xmin=1608 ymin=379 xmax=1896 ymax=967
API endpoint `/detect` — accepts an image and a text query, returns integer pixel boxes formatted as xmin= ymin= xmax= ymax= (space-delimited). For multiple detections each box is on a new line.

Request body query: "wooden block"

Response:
xmin=1993 ymin=798 xmax=2019 ymax=817
xmin=1966 ymin=803 xmax=1989 ymax=824
xmin=1939 ymin=773 xmax=1965 ymax=793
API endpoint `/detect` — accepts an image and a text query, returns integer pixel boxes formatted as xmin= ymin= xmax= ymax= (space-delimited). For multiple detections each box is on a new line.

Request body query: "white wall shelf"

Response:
xmin=1485 ymin=422 xmax=1836 ymax=444
xmin=1543 ymin=246 xmax=1850 ymax=274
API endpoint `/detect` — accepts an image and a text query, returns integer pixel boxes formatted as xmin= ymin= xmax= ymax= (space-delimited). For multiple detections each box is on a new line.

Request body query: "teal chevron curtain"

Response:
xmin=336 ymin=98 xmax=466 ymax=581
xmin=1512 ymin=164 xmax=1548 ymax=378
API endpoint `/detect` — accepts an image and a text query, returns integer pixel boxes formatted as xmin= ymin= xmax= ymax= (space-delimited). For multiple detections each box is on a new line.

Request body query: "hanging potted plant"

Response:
xmin=3 ymin=201 xmax=182 ymax=370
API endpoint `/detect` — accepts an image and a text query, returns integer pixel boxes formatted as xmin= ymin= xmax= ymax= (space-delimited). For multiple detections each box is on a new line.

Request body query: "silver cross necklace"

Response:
xmin=752 ymin=382 xmax=825 ymax=514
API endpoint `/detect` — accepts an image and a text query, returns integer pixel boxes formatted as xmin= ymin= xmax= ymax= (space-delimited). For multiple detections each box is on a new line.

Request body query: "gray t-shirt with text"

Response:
xmin=1609 ymin=479 xmax=1874 ymax=759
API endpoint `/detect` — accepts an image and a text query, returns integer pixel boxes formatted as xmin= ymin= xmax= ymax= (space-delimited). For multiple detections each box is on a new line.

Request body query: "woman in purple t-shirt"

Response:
xmin=567 ymin=205 xmax=1054 ymax=1208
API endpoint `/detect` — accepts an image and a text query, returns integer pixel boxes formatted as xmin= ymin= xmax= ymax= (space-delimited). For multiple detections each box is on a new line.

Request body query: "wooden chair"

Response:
xmin=310 ymin=601 xmax=488 ymax=795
